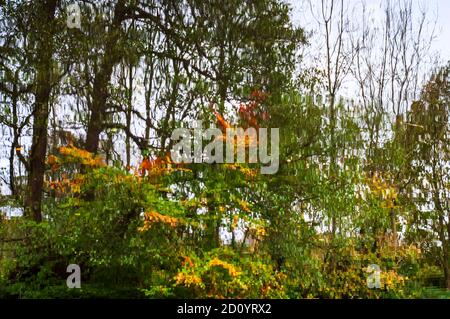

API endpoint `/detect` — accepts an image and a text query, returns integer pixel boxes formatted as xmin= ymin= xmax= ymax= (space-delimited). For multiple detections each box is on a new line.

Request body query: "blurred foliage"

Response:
xmin=2 ymin=89 xmax=446 ymax=299
xmin=0 ymin=0 xmax=448 ymax=300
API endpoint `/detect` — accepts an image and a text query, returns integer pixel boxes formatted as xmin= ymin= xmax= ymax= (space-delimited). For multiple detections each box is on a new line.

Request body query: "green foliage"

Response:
xmin=0 ymin=0 xmax=449 ymax=300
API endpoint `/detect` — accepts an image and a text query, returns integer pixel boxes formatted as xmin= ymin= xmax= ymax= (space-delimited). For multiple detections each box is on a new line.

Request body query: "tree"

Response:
xmin=0 ymin=1 xmax=36 ymax=198
xmin=402 ymin=63 xmax=450 ymax=288
xmin=24 ymin=0 xmax=59 ymax=221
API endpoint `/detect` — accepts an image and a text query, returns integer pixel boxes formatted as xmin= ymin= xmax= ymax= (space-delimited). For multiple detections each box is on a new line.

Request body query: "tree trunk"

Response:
xmin=447 ymin=212 xmax=450 ymax=289
xmin=9 ymin=136 xmax=16 ymax=197
xmin=9 ymin=82 xmax=18 ymax=197
xmin=85 ymin=0 xmax=126 ymax=154
xmin=444 ymin=257 xmax=450 ymax=290
xmin=25 ymin=0 xmax=58 ymax=222
xmin=125 ymin=64 xmax=133 ymax=168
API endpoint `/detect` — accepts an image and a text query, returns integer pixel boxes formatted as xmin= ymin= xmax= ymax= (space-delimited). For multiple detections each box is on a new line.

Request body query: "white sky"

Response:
xmin=431 ymin=0 xmax=450 ymax=62
xmin=288 ymin=0 xmax=450 ymax=63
